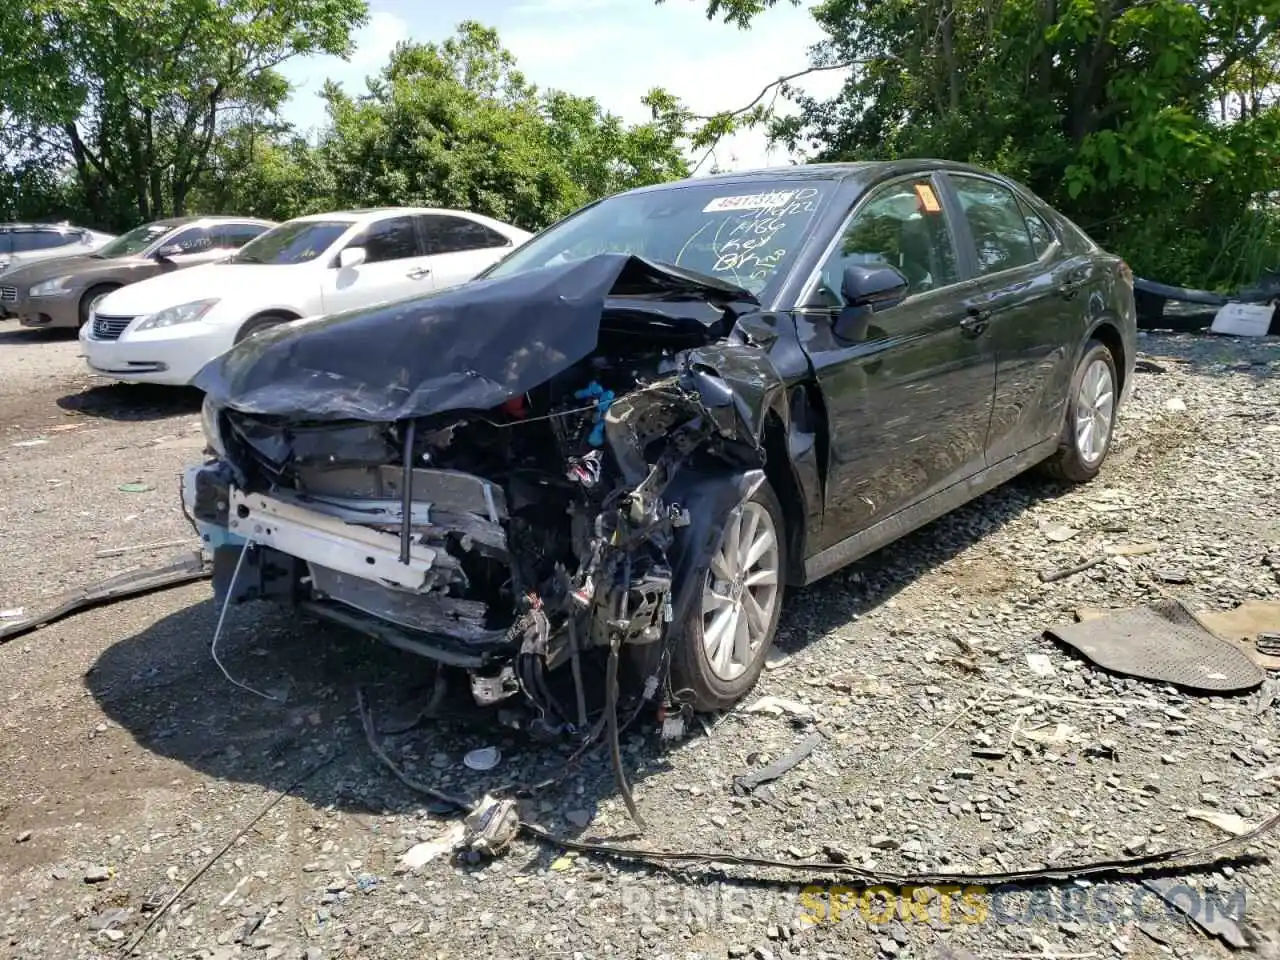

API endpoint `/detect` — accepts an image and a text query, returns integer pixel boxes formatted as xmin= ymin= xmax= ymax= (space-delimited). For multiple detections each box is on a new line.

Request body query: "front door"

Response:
xmin=321 ymin=215 xmax=436 ymax=314
xmin=798 ymin=174 xmax=998 ymax=549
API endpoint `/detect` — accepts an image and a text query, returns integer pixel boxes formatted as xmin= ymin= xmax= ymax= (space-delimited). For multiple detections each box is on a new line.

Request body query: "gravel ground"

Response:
xmin=2 ymin=318 xmax=1280 ymax=960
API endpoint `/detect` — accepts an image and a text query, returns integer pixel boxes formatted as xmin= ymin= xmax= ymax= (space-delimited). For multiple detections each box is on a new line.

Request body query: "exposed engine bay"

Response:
xmin=183 ymin=254 xmax=793 ymax=735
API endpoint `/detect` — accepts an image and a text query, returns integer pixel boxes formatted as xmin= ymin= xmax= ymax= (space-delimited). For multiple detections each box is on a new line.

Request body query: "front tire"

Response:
xmin=1043 ymin=339 xmax=1118 ymax=483
xmin=235 ymin=312 xmax=293 ymax=344
xmin=670 ymin=480 xmax=787 ymax=712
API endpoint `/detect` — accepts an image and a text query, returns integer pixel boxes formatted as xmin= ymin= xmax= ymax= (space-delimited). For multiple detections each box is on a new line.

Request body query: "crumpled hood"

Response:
xmin=194 ymin=253 xmax=757 ymax=423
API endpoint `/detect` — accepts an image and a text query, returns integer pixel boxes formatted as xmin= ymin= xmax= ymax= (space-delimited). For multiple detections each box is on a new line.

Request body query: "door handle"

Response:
xmin=407 ymin=267 xmax=431 ymax=280
xmin=959 ymin=308 xmax=990 ymax=337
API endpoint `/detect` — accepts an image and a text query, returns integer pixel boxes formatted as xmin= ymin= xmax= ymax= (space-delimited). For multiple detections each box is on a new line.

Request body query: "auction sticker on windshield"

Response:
xmin=703 ymin=192 xmax=797 ymax=213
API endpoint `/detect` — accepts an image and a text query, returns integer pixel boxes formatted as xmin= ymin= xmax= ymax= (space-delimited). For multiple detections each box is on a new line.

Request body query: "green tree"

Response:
xmin=675 ymin=0 xmax=1280 ymax=288
xmin=0 ymin=0 xmax=367 ymax=229
xmin=319 ymin=22 xmax=689 ymax=230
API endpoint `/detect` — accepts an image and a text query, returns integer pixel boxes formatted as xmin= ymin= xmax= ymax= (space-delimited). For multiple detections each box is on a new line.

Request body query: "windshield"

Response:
xmin=95 ymin=223 xmax=173 ymax=259
xmin=230 ymin=220 xmax=351 ymax=265
xmin=483 ymin=180 xmax=833 ymax=297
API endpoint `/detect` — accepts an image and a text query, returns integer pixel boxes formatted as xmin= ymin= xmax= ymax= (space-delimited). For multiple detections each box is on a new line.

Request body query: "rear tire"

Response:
xmin=1042 ymin=339 xmax=1118 ymax=483
xmin=79 ymin=285 xmax=119 ymax=328
xmin=669 ymin=480 xmax=787 ymax=712
xmin=235 ymin=312 xmax=294 ymax=344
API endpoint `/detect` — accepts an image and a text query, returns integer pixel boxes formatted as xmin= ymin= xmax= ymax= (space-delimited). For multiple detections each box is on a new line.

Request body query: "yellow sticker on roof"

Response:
xmin=915 ymin=183 xmax=942 ymax=213
xmin=703 ymin=191 xmax=796 ymax=213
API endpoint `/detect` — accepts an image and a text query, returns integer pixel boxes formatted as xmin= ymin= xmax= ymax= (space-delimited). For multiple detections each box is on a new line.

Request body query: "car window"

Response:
xmin=0 ymin=232 xmax=11 ymax=255
xmin=416 ymin=215 xmax=510 ymax=255
xmin=11 ymin=229 xmax=74 ymax=253
xmin=1018 ymin=200 xmax=1056 ymax=258
xmin=97 ymin=223 xmax=174 ymax=258
xmin=216 ymin=223 xmax=270 ymax=248
xmin=165 ymin=227 xmax=215 ymax=254
xmin=950 ymin=175 xmax=1038 ymax=275
xmin=360 ymin=217 xmax=423 ymax=263
xmin=230 ymin=220 xmax=351 ymax=265
xmin=811 ymin=177 xmax=961 ymax=307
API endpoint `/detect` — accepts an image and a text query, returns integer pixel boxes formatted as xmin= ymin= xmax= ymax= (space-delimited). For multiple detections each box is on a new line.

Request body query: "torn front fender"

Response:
xmin=681 ymin=340 xmax=789 ymax=449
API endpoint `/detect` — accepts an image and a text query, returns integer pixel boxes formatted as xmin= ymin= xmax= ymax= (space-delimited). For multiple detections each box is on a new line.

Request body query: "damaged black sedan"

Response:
xmin=184 ymin=161 xmax=1136 ymax=726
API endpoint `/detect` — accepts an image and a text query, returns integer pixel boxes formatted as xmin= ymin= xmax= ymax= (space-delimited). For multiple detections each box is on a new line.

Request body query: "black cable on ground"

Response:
xmin=606 ymin=638 xmax=645 ymax=829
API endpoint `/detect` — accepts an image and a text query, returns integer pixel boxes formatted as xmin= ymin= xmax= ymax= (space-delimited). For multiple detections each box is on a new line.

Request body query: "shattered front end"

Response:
xmin=181 ymin=254 xmax=784 ymax=732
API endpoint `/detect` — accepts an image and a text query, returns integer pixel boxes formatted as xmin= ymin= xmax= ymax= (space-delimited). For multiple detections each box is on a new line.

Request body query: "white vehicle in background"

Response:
xmin=0 ymin=222 xmax=115 ymax=277
xmin=80 ymin=207 xmax=532 ymax=386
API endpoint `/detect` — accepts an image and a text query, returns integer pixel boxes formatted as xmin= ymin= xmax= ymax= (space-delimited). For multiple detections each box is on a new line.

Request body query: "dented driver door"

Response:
xmin=795 ymin=174 xmax=996 ymax=549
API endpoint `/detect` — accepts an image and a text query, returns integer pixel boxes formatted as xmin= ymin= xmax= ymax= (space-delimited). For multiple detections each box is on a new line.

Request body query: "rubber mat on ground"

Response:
xmin=1045 ymin=599 xmax=1265 ymax=692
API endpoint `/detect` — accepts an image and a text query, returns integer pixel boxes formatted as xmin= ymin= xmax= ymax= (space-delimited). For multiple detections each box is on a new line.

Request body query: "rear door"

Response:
xmin=321 ymin=215 xmax=432 ymax=313
xmin=799 ymin=173 xmax=997 ymax=547
xmin=941 ymin=173 xmax=1079 ymax=464
xmin=414 ymin=214 xmax=515 ymax=290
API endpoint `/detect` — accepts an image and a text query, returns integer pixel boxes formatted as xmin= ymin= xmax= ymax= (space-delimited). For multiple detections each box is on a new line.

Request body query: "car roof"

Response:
xmin=138 ymin=216 xmax=274 ymax=229
xmin=287 ymin=207 xmax=489 ymax=224
xmin=620 ymin=159 xmax=1001 ymax=196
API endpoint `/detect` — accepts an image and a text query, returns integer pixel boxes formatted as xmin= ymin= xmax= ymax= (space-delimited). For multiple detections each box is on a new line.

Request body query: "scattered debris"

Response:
xmin=1141 ymin=876 xmax=1252 ymax=949
xmin=1186 ymin=809 xmax=1256 ymax=837
xmin=0 ymin=608 xmax=24 ymax=620
xmin=732 ymin=732 xmax=823 ymax=796
xmin=1025 ymin=653 xmax=1056 ymax=677
xmin=1040 ymin=556 xmax=1105 ymax=583
xmin=1164 ymin=398 xmax=1187 ymax=413
xmin=0 ymin=551 xmax=211 ymax=643
xmin=463 ymin=746 xmax=502 ymax=772
xmin=399 ymin=823 xmax=467 ymax=870
xmin=1039 ymin=522 xmax=1080 ymax=543
xmin=1045 ymin=599 xmax=1265 ymax=692
xmin=1104 ymin=542 xmax=1159 ymax=557
xmin=744 ymin=696 xmax=816 ymax=719
xmin=1022 ymin=723 xmax=1079 ymax=748
xmin=459 ymin=795 xmax=521 ymax=859
xmin=11 ymin=438 xmax=48 ymax=447
xmin=117 ymin=481 xmax=156 ymax=493
xmin=1134 ymin=358 xmax=1168 ymax=373
xmin=83 ymin=866 xmax=111 ymax=884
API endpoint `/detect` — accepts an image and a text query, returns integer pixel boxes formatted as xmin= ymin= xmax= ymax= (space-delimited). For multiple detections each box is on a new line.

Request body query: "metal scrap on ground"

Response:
xmin=1045 ymin=598 xmax=1266 ymax=692
xmin=0 ymin=551 xmax=211 ymax=643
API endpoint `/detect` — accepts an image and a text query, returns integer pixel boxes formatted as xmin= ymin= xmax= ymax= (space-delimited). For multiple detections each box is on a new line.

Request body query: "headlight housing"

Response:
xmin=29 ymin=276 xmax=72 ymax=297
xmin=134 ymin=298 xmax=220 ymax=331
xmin=200 ymin=395 xmax=227 ymax=458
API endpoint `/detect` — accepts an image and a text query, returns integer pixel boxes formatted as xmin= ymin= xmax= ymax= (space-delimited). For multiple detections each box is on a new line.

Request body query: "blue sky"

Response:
xmin=278 ymin=0 xmax=849 ymax=172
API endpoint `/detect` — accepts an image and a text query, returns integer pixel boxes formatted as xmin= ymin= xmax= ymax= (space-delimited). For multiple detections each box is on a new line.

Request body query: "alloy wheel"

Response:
xmin=701 ymin=500 xmax=781 ymax=681
xmin=1074 ymin=358 xmax=1115 ymax=466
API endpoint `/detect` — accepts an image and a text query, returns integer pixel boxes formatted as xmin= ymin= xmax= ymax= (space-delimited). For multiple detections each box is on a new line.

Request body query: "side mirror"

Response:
xmin=338 ymin=246 xmax=367 ymax=269
xmin=833 ymin=264 xmax=909 ymax=342
xmin=154 ymin=243 xmax=183 ymax=261
xmin=841 ymin=263 xmax=909 ymax=307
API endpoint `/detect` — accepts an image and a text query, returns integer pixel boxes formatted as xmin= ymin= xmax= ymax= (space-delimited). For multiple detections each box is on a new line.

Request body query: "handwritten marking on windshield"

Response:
xmin=709 ymin=187 xmax=820 ymax=284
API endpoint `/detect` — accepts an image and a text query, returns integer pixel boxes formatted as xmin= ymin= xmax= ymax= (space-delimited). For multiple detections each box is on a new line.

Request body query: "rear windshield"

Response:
xmin=483 ymin=180 xmax=834 ymax=298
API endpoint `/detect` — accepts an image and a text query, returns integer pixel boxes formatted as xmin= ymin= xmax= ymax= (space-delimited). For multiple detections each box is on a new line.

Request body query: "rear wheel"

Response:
xmin=79 ymin=285 xmax=119 ymax=328
xmin=1043 ymin=339 xmax=1118 ymax=483
xmin=670 ymin=481 xmax=787 ymax=712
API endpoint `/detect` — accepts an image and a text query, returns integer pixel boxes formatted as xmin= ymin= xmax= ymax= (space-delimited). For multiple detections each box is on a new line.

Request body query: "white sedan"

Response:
xmin=80 ymin=207 xmax=531 ymax=386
